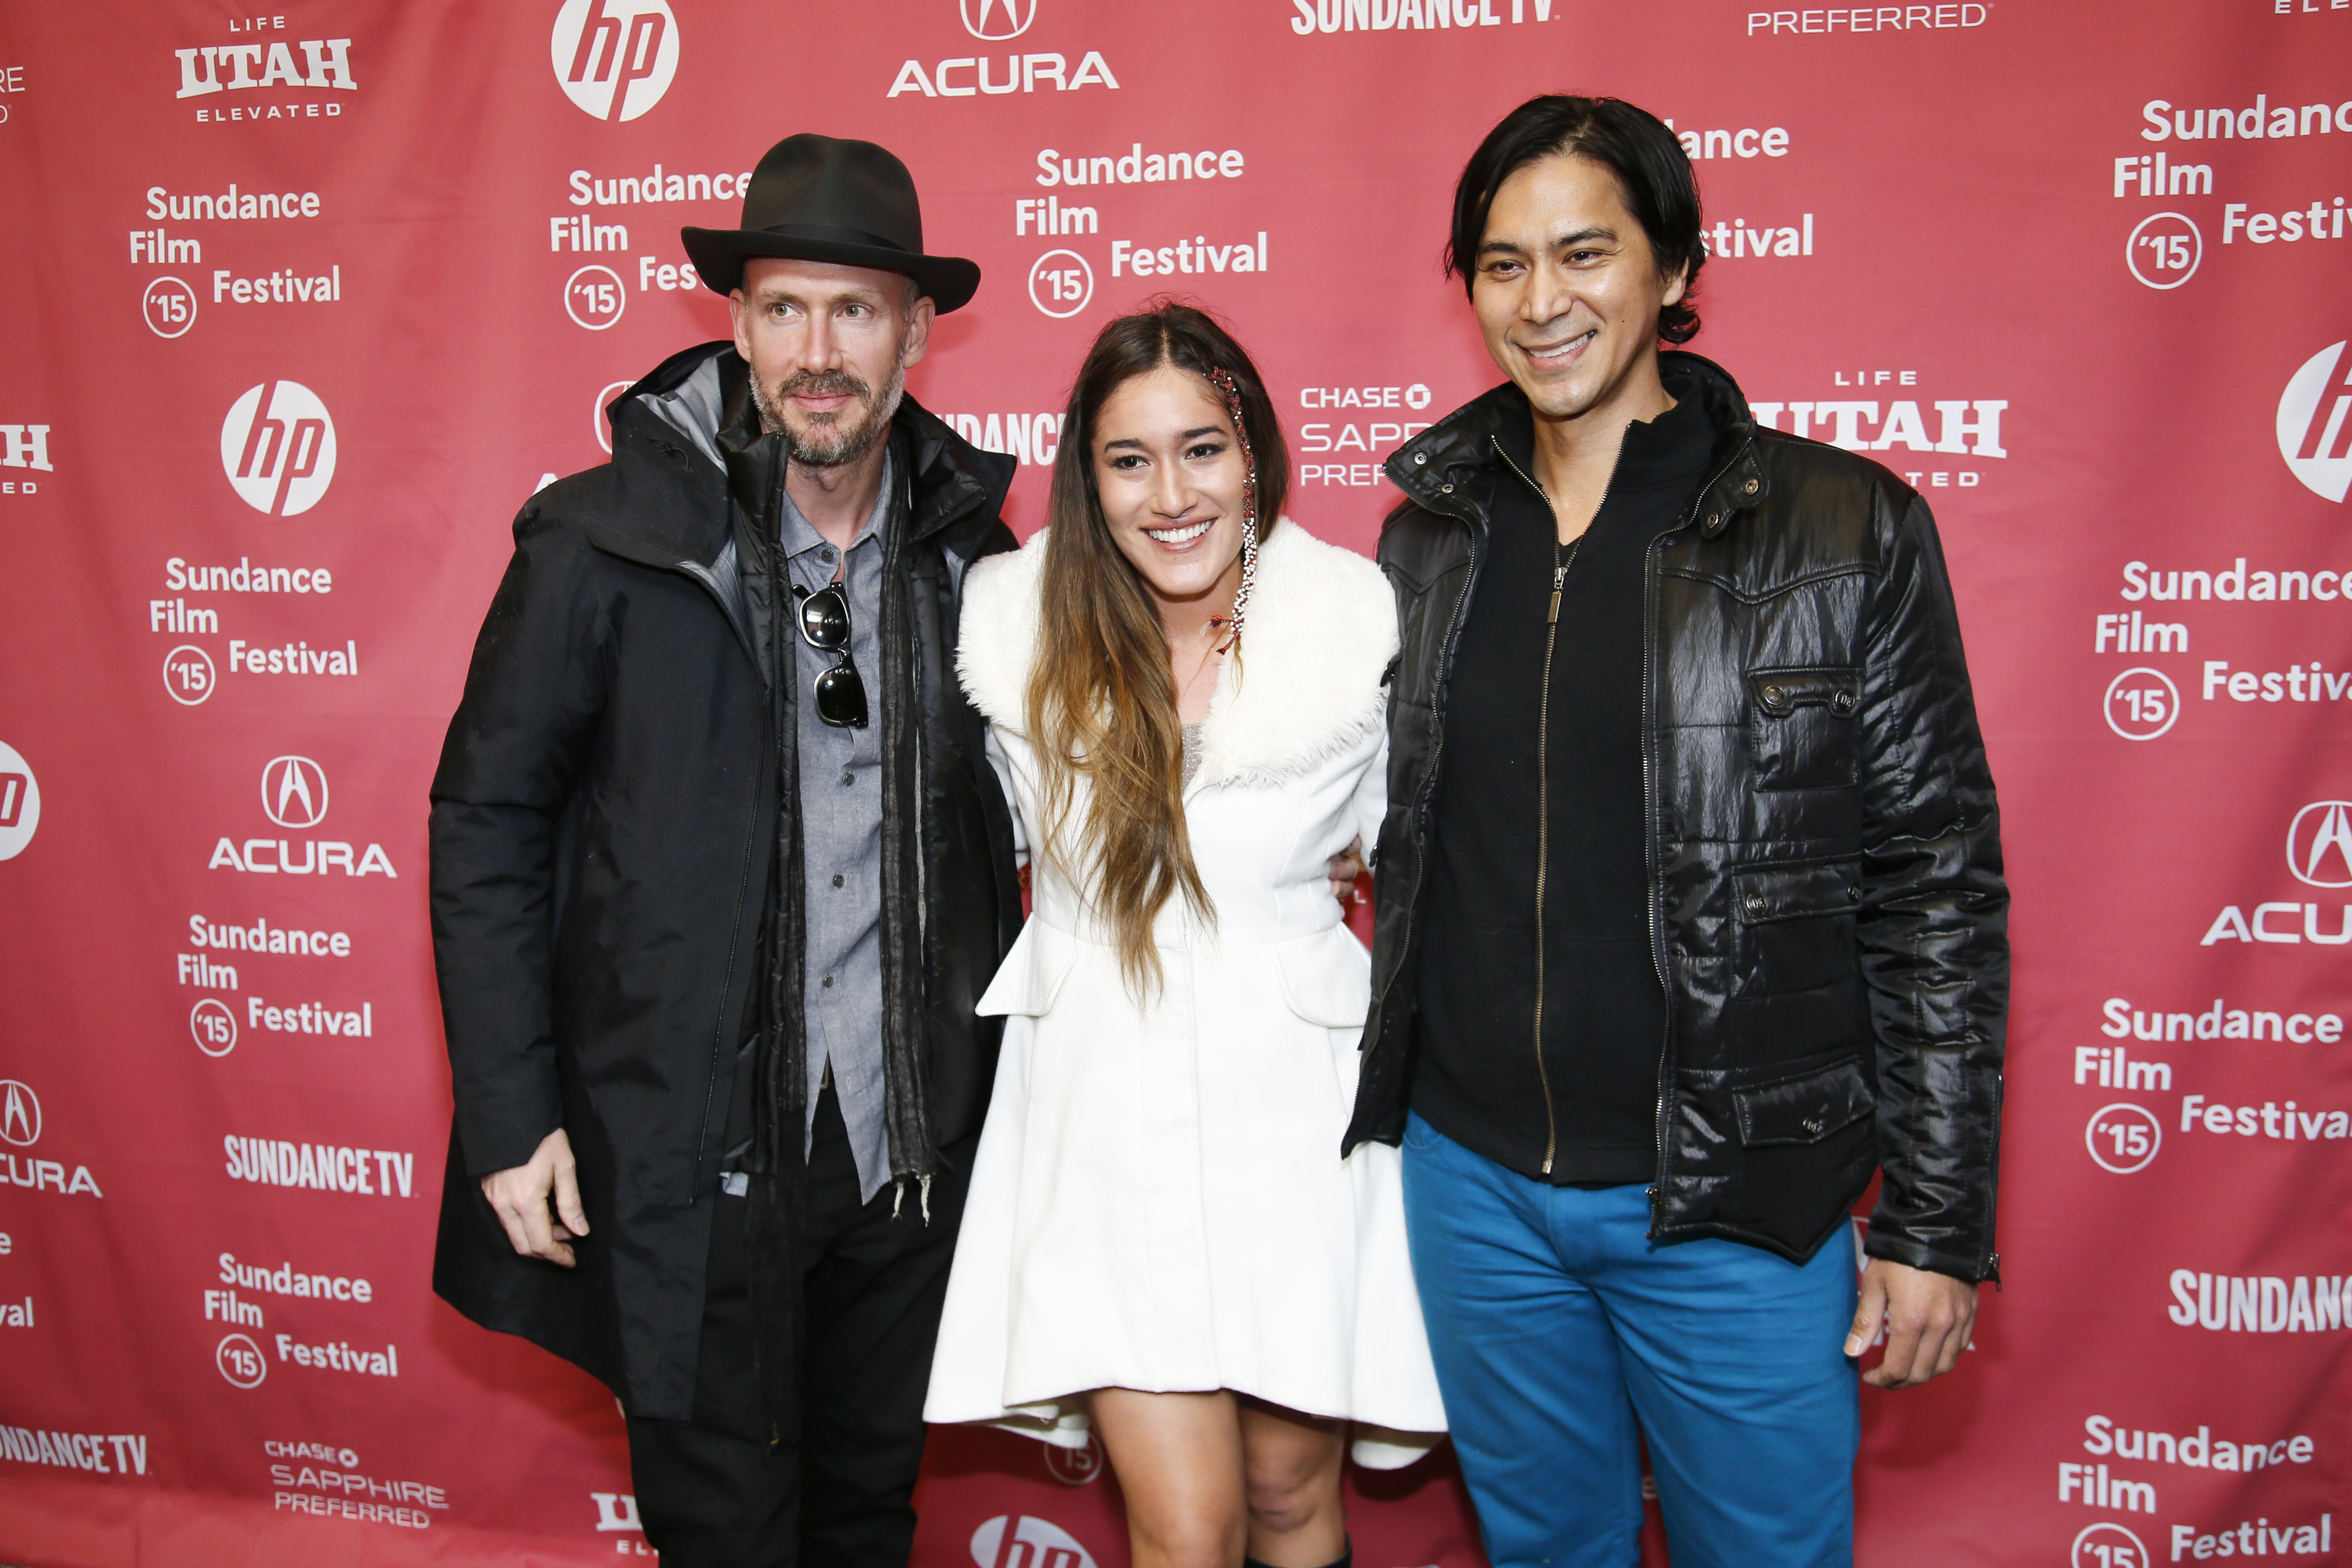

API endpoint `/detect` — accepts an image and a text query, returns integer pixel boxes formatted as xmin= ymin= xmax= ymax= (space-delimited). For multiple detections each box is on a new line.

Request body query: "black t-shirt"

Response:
xmin=1411 ymin=388 xmax=1717 ymax=1184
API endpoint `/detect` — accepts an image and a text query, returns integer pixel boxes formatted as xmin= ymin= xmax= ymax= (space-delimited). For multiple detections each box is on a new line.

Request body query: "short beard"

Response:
xmin=752 ymin=359 xmax=908 ymax=469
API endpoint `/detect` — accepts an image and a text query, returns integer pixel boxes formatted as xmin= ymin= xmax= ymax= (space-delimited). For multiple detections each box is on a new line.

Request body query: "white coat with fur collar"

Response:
xmin=924 ymin=519 xmax=1445 ymax=1458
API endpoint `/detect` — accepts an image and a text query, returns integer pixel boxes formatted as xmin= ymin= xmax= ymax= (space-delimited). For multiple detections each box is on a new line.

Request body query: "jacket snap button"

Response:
xmin=1833 ymin=691 xmax=1856 ymax=713
xmin=1414 ymin=452 xmax=1428 ymax=465
xmin=1743 ymin=477 xmax=1759 ymax=495
xmin=1744 ymin=893 xmax=1765 ymax=914
xmin=1440 ymin=482 xmax=1454 ymax=493
xmin=1761 ymin=684 xmax=1785 ymax=706
xmin=1706 ymin=512 xmax=1722 ymax=528
xmin=1847 ymin=884 xmax=1863 ymax=900
xmin=1803 ymin=1116 xmax=1824 ymax=1135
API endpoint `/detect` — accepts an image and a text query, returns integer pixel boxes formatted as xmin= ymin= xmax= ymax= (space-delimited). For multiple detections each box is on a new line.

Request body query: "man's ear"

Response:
xmin=728 ymin=287 xmax=753 ymax=360
xmin=899 ymin=294 xmax=936 ymax=372
xmin=1660 ymin=263 xmax=1690 ymax=310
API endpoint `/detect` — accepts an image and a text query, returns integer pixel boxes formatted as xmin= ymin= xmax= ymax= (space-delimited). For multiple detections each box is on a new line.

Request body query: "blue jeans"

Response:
xmin=1402 ymin=1113 xmax=1859 ymax=1568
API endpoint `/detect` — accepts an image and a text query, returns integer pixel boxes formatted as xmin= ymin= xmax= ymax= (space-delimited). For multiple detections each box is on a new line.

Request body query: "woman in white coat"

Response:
xmin=925 ymin=305 xmax=1445 ymax=1568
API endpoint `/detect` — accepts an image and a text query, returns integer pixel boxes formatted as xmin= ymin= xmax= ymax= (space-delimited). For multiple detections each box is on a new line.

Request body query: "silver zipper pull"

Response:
xmin=1548 ymin=564 xmax=1565 ymax=625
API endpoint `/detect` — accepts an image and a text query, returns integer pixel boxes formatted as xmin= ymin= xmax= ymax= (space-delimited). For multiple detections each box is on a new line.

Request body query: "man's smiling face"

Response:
xmin=1470 ymin=151 xmax=1687 ymax=426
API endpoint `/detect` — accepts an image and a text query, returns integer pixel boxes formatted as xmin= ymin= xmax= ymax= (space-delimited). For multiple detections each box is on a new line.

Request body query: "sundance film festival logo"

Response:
xmin=552 ymin=0 xmax=678 ymax=123
xmin=972 ymin=1516 xmax=1096 ymax=1568
xmin=217 ymin=1332 xmax=267 ymax=1388
xmin=0 ymin=741 xmax=39 ymax=862
xmin=2279 ymin=340 xmax=2352 ymax=503
xmin=220 ymin=383 xmax=336 ymax=516
xmin=2071 ymin=1523 xmax=2149 ymax=1568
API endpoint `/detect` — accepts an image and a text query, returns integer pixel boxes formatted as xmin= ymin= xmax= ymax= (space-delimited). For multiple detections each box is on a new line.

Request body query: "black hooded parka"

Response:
xmin=427 ymin=342 xmax=1021 ymax=1418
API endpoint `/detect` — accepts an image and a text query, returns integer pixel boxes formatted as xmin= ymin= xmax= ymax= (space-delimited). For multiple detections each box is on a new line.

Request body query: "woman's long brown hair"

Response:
xmin=1026 ymin=303 xmax=1290 ymax=996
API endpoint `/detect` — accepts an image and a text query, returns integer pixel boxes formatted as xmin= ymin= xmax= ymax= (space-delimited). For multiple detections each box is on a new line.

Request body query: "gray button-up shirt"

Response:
xmin=779 ymin=455 xmax=893 ymax=1204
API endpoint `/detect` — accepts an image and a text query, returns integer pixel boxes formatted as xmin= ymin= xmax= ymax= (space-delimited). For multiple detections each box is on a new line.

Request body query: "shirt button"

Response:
xmin=819 ymin=546 xmax=837 ymax=562
xmin=831 ymin=873 xmax=844 ymax=888
xmin=840 ymin=772 xmax=855 ymax=787
xmin=821 ymin=975 xmax=834 ymax=989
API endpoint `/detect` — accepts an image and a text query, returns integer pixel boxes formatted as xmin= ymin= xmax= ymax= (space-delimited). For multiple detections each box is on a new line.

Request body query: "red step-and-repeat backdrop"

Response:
xmin=2 ymin=1 xmax=2349 ymax=1563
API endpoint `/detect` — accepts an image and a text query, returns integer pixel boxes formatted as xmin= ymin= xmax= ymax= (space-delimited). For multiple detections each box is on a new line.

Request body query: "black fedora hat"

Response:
xmin=682 ymin=134 xmax=979 ymax=312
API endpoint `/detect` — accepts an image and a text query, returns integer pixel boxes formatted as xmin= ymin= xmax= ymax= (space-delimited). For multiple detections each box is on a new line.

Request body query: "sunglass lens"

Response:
xmin=800 ymin=588 xmax=849 ymax=649
xmin=815 ymin=663 xmax=868 ymax=728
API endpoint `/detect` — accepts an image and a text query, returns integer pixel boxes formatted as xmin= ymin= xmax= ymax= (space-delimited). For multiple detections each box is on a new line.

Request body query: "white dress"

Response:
xmin=924 ymin=520 xmax=1447 ymax=1465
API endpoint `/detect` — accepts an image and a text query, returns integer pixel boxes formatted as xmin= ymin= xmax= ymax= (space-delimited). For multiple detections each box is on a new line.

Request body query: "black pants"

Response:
xmin=627 ymin=1085 xmax=970 ymax=1568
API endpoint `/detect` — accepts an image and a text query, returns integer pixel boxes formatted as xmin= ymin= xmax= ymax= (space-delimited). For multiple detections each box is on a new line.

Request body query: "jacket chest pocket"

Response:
xmin=1732 ymin=858 xmax=1863 ymax=997
xmin=1747 ymin=666 xmax=1861 ymax=791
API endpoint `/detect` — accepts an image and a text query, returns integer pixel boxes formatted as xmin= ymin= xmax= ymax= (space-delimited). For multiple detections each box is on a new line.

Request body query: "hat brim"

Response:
xmin=681 ymin=227 xmax=980 ymax=314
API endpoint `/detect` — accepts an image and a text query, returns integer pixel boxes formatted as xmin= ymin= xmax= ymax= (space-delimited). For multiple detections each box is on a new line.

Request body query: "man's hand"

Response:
xmin=1328 ymin=836 xmax=1365 ymax=902
xmin=480 ymin=1128 xmax=590 ymax=1268
xmin=1847 ymin=1258 xmax=1976 ymax=1388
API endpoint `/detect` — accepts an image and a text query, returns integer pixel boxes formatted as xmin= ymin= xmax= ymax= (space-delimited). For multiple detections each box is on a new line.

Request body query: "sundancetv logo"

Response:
xmin=551 ymin=0 xmax=678 ymax=123
xmin=2280 ymin=340 xmax=2352 ymax=503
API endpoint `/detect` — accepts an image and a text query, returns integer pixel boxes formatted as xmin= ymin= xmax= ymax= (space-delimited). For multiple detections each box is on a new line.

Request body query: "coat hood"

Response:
xmin=597 ymin=340 xmax=1017 ymax=568
xmin=956 ymin=519 xmax=1397 ymax=790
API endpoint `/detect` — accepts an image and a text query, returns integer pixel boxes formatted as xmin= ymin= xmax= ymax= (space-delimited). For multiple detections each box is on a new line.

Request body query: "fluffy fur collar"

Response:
xmin=957 ymin=519 xmax=1397 ymax=789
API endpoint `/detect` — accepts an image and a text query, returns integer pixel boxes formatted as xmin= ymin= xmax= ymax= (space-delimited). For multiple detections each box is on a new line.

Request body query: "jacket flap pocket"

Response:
xmin=1748 ymin=666 xmax=1861 ymax=718
xmin=1731 ymin=860 xmax=1863 ymax=924
xmin=1733 ymin=1058 xmax=1876 ymax=1147
xmin=1274 ymin=927 xmax=1374 ymax=1028
xmin=975 ymin=923 xmax=1080 ymax=1018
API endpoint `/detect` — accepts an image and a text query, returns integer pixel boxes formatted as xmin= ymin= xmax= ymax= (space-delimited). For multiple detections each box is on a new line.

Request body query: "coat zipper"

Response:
xmin=1496 ymin=434 xmax=1596 ymax=1177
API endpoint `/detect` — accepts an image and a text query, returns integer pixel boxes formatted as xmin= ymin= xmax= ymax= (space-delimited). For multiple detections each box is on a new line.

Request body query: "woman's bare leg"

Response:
xmin=1091 ymin=1389 xmax=1248 ymax=1568
xmin=1238 ymin=1398 xmax=1347 ymax=1568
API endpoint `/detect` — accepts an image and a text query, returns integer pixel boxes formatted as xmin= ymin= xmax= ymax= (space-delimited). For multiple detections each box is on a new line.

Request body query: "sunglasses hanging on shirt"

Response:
xmin=793 ymin=581 xmax=869 ymax=729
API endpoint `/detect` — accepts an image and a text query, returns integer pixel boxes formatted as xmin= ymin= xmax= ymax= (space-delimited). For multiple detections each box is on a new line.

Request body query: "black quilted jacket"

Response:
xmin=1344 ymin=353 xmax=2008 ymax=1283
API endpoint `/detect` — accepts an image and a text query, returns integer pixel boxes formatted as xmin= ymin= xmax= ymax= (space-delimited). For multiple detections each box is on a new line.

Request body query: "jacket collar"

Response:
xmin=1387 ymin=350 xmax=1768 ymax=537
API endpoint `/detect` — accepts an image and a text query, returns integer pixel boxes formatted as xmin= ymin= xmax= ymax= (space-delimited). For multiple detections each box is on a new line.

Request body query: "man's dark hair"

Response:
xmin=1445 ymin=95 xmax=1705 ymax=344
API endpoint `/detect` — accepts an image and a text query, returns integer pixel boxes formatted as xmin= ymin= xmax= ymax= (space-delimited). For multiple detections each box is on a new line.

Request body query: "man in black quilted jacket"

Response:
xmin=1344 ymin=96 xmax=2008 ymax=1568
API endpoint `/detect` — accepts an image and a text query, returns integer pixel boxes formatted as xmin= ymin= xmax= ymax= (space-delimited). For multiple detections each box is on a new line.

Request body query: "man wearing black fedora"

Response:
xmin=429 ymin=134 xmax=1023 ymax=1567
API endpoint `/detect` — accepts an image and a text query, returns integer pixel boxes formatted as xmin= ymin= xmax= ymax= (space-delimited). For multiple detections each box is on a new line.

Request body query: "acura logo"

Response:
xmin=261 ymin=756 xmax=330 ymax=829
xmin=2288 ymin=800 xmax=2352 ymax=888
xmin=0 ymin=1081 xmax=41 ymax=1147
xmin=961 ymin=0 xmax=1037 ymax=40
xmin=2279 ymin=340 xmax=2352 ymax=503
